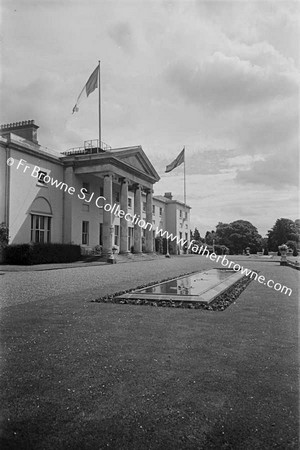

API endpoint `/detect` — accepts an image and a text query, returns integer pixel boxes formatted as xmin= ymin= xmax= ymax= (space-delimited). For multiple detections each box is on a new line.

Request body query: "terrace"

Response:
xmin=61 ymin=139 xmax=112 ymax=156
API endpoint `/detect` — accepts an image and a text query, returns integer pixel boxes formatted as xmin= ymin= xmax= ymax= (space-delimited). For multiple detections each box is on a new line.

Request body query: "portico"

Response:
xmin=62 ymin=146 xmax=160 ymax=254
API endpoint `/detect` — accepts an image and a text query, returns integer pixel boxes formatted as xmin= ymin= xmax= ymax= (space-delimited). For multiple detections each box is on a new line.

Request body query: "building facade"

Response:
xmin=152 ymin=193 xmax=191 ymax=253
xmin=0 ymin=121 xmax=191 ymax=254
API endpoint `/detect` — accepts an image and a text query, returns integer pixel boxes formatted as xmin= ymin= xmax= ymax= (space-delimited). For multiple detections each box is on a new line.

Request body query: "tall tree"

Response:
xmin=267 ymin=218 xmax=299 ymax=251
xmin=205 ymin=230 xmax=218 ymax=245
xmin=193 ymin=227 xmax=201 ymax=242
xmin=215 ymin=220 xmax=262 ymax=254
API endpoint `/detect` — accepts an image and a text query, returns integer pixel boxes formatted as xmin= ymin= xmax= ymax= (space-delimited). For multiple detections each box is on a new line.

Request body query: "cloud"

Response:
xmin=195 ymin=1 xmax=300 ymax=64
xmin=234 ymin=97 xmax=298 ymax=154
xmin=165 ymin=52 xmax=298 ymax=110
xmin=229 ymin=41 xmax=297 ymax=73
xmin=236 ymin=145 xmax=299 ymax=189
xmin=256 ymin=2 xmax=300 ymax=64
xmin=0 ymin=70 xmax=80 ymax=151
xmin=195 ymin=0 xmax=258 ymax=44
xmin=108 ymin=22 xmax=134 ymax=52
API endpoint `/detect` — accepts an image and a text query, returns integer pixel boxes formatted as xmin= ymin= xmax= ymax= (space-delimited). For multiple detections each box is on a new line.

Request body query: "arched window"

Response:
xmin=30 ymin=197 xmax=52 ymax=243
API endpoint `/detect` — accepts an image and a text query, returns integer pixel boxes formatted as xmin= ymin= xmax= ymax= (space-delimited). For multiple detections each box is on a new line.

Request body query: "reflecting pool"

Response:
xmin=138 ymin=269 xmax=236 ymax=296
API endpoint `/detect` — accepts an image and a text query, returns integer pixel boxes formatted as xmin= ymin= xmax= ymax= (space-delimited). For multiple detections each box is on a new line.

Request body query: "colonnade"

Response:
xmin=102 ymin=174 xmax=153 ymax=254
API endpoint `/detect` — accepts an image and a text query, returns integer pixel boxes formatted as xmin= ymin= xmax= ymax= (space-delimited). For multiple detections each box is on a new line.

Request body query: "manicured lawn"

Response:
xmin=0 ymin=261 xmax=299 ymax=449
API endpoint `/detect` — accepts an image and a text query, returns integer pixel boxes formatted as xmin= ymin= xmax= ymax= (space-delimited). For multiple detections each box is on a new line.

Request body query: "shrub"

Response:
xmin=91 ymin=245 xmax=102 ymax=255
xmin=5 ymin=243 xmax=81 ymax=265
xmin=0 ymin=223 xmax=9 ymax=263
xmin=0 ymin=223 xmax=9 ymax=248
xmin=214 ymin=244 xmax=229 ymax=255
xmin=285 ymin=240 xmax=298 ymax=257
xmin=190 ymin=243 xmax=214 ymax=255
xmin=4 ymin=244 xmax=32 ymax=265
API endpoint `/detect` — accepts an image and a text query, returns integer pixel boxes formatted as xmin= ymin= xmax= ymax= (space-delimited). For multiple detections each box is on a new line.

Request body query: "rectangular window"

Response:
xmin=30 ymin=215 xmax=51 ymax=243
xmin=114 ymin=225 xmax=119 ymax=246
xmin=128 ymin=198 xmax=132 ymax=208
xmin=115 ymin=191 xmax=120 ymax=203
xmin=159 ymin=207 xmax=162 ymax=216
xmin=37 ymin=170 xmax=47 ymax=185
xmin=143 ymin=202 xmax=146 ymax=212
xmin=179 ymin=210 xmax=182 ymax=218
xmin=128 ymin=227 xmax=133 ymax=251
xmin=99 ymin=186 xmax=104 ymax=197
xmin=82 ymin=221 xmax=89 ymax=245
xmin=152 ymin=205 xmax=155 ymax=214
xmin=82 ymin=182 xmax=90 ymax=194
xmin=99 ymin=223 xmax=103 ymax=245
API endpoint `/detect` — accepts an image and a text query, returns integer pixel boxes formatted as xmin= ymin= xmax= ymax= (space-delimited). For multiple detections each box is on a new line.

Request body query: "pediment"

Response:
xmin=110 ymin=146 xmax=160 ymax=182
xmin=119 ymin=154 xmax=146 ymax=172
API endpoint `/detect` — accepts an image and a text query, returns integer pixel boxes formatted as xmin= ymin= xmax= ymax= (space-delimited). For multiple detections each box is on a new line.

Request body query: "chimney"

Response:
xmin=164 ymin=192 xmax=173 ymax=200
xmin=0 ymin=120 xmax=39 ymax=144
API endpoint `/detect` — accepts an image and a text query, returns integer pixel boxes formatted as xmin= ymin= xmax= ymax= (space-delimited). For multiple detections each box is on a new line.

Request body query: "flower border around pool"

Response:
xmin=92 ymin=269 xmax=258 ymax=311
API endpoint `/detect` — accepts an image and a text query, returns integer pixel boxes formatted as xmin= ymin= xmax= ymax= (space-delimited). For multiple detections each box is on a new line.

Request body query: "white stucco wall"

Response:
xmin=7 ymin=148 xmax=64 ymax=244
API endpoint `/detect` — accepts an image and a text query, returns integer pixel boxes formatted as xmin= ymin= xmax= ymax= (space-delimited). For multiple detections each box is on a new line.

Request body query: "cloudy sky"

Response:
xmin=1 ymin=0 xmax=299 ymax=236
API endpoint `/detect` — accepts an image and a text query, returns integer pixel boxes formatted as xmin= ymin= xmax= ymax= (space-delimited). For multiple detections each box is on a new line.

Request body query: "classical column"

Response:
xmin=133 ymin=184 xmax=142 ymax=253
xmin=120 ymin=178 xmax=129 ymax=253
xmin=102 ymin=174 xmax=113 ymax=255
xmin=145 ymin=188 xmax=153 ymax=253
xmin=63 ymin=166 xmax=74 ymax=243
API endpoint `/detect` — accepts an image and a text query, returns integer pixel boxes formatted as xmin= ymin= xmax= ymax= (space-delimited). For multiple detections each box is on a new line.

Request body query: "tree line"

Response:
xmin=190 ymin=218 xmax=299 ymax=255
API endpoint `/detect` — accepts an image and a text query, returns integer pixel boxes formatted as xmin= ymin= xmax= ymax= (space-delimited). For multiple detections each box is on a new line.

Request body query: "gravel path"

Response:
xmin=1 ymin=255 xmax=216 ymax=309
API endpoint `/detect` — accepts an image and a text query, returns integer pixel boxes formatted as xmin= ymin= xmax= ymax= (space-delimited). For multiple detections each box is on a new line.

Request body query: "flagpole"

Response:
xmin=183 ymin=146 xmax=186 ymax=205
xmin=98 ymin=60 xmax=101 ymax=150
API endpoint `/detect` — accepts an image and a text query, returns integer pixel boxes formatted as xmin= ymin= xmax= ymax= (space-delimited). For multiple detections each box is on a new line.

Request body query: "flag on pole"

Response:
xmin=165 ymin=148 xmax=185 ymax=173
xmin=72 ymin=65 xmax=99 ymax=114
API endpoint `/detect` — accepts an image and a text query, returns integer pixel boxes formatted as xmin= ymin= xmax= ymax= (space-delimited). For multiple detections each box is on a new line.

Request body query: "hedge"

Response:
xmin=4 ymin=243 xmax=82 ymax=265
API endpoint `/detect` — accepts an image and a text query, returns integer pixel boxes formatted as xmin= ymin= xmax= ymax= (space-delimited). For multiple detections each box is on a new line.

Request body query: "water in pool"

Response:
xmin=139 ymin=269 xmax=235 ymax=296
